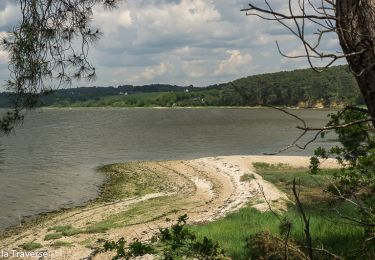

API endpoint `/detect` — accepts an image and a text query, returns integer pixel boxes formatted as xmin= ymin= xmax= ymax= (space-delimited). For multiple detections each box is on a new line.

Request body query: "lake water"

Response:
xmin=0 ymin=108 xmax=337 ymax=232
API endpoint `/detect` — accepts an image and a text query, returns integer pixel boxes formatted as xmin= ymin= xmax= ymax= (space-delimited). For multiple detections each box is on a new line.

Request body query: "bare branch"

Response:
xmin=298 ymin=245 xmax=344 ymax=260
xmin=242 ymin=0 xmax=375 ymax=75
xmin=293 ymin=178 xmax=314 ymax=260
xmin=297 ymin=118 xmax=375 ymax=131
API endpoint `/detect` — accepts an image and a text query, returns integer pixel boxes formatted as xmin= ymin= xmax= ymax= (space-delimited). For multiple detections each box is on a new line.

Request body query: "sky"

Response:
xmin=0 ymin=0 xmax=342 ymax=88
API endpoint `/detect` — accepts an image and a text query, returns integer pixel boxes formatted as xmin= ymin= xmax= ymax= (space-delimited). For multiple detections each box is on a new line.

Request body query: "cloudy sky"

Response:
xmin=0 ymin=0 xmax=342 ymax=88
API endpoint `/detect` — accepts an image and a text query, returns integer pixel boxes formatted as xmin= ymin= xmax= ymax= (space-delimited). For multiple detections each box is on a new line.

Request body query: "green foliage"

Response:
xmin=98 ymin=215 xmax=226 ymax=260
xmin=309 ymin=156 xmax=320 ymax=175
xmin=48 ymin=225 xmax=81 ymax=237
xmin=44 ymin=233 xmax=63 ymax=241
xmin=155 ymin=214 xmax=225 ymax=259
xmin=20 ymin=241 xmax=43 ymax=251
xmin=100 ymin=238 xmax=154 ymax=260
xmin=47 ymin=224 xmax=109 ymax=238
xmin=253 ymin=162 xmax=291 ymax=170
xmin=313 ymin=108 xmax=375 ymax=193
xmin=50 ymin=241 xmax=74 ymax=248
xmin=328 ymin=109 xmax=372 ymax=162
xmin=0 ymin=0 xmax=121 ymax=133
xmin=230 ymin=65 xmax=360 ymax=107
xmin=191 ymin=204 xmax=363 ymax=259
xmin=310 ymin=106 xmax=375 ymax=256
xmin=0 ymin=65 xmax=359 ymax=109
xmin=97 ymin=163 xmax=171 ymax=202
xmin=245 ymin=231 xmax=306 ymax=260
xmin=191 ymin=167 xmax=364 ymax=259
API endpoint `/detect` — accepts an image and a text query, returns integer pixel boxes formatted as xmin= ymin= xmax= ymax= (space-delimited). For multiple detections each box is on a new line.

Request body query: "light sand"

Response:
xmin=0 ymin=155 xmax=338 ymax=260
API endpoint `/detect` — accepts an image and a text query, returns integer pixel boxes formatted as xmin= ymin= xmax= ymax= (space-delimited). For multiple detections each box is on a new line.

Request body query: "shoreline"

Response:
xmin=40 ymin=105 xmax=339 ymax=110
xmin=0 ymin=171 xmax=109 ymax=240
xmin=0 ymin=155 xmax=339 ymax=259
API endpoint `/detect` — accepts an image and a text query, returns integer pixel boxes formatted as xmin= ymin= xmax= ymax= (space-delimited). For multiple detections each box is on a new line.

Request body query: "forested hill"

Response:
xmin=219 ymin=65 xmax=362 ymax=107
xmin=0 ymin=65 xmax=362 ymax=108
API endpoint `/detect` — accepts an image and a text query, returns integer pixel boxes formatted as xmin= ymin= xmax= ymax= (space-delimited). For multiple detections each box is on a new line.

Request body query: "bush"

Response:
xmin=97 ymin=215 xmax=226 ymax=260
xmin=246 ymin=231 xmax=306 ymax=260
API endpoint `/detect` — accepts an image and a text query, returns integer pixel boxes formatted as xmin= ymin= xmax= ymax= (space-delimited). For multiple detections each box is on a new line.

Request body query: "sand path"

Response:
xmin=0 ymin=156 xmax=338 ymax=259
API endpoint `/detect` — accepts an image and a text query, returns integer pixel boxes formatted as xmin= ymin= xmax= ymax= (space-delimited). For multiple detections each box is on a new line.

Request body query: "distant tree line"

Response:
xmin=228 ymin=65 xmax=362 ymax=107
xmin=0 ymin=66 xmax=362 ymax=108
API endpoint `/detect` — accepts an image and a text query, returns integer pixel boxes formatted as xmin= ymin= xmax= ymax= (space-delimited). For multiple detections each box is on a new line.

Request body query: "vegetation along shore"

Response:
xmin=0 ymin=66 xmax=363 ymax=109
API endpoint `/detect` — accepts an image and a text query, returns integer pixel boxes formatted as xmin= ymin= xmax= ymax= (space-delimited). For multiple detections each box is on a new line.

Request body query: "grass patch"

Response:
xmin=46 ymin=197 xmax=180 ymax=238
xmin=191 ymin=166 xmax=364 ymax=259
xmin=48 ymin=225 xmax=73 ymax=233
xmin=240 ymin=173 xmax=255 ymax=182
xmin=252 ymin=162 xmax=291 ymax=170
xmin=44 ymin=233 xmax=63 ymax=241
xmin=86 ymin=196 xmax=182 ymax=232
xmin=97 ymin=163 xmax=171 ymax=202
xmin=190 ymin=207 xmax=279 ymax=259
xmin=20 ymin=241 xmax=43 ymax=251
xmin=48 ymin=225 xmax=81 ymax=237
xmin=254 ymin=163 xmax=338 ymax=204
xmin=51 ymin=241 xmax=74 ymax=248
xmin=78 ymin=237 xmax=96 ymax=248
xmin=84 ymin=226 xmax=109 ymax=234
xmin=191 ymin=202 xmax=363 ymax=259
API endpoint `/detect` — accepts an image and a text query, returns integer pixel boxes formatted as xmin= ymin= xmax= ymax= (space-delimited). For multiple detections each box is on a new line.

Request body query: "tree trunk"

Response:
xmin=336 ymin=0 xmax=375 ymax=124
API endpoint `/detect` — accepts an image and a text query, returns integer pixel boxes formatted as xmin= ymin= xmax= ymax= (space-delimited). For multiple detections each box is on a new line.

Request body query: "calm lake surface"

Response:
xmin=0 ymin=108 xmax=337 ymax=232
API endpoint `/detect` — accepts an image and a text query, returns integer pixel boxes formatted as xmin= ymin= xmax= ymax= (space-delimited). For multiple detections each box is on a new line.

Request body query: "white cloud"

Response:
xmin=129 ymin=62 xmax=170 ymax=83
xmin=281 ymin=45 xmax=306 ymax=64
xmin=0 ymin=50 xmax=8 ymax=63
xmin=130 ymin=0 xmax=223 ymax=49
xmin=214 ymin=50 xmax=252 ymax=76
xmin=94 ymin=8 xmax=133 ymax=31
xmin=0 ymin=3 xmax=19 ymax=28
xmin=0 ymin=32 xmax=9 ymax=63
xmin=0 ymin=0 xmax=343 ymax=89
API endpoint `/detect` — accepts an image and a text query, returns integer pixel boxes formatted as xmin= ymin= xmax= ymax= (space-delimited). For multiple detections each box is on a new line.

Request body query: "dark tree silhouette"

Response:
xmin=0 ymin=0 xmax=120 ymax=133
xmin=242 ymin=2 xmax=375 ymax=257
xmin=242 ymin=0 xmax=375 ymax=125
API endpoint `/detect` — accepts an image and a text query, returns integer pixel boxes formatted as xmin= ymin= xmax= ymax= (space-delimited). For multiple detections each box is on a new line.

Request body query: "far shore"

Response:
xmin=0 ymin=155 xmax=339 ymax=260
xmin=40 ymin=105 xmax=339 ymax=110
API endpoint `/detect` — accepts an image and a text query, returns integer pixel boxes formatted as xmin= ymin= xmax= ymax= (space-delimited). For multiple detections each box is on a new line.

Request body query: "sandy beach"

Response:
xmin=0 ymin=155 xmax=338 ymax=260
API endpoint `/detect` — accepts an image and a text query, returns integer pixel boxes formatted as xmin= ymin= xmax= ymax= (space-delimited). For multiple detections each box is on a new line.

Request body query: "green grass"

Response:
xmin=191 ymin=203 xmax=363 ymax=260
xmin=47 ymin=223 xmax=111 ymax=238
xmin=50 ymin=241 xmax=74 ymax=248
xmin=86 ymin=196 xmax=182 ymax=232
xmin=44 ymin=233 xmax=63 ymax=241
xmin=84 ymin=226 xmax=109 ymax=234
xmin=20 ymin=241 xmax=43 ymax=251
xmin=97 ymin=163 xmax=171 ymax=202
xmin=78 ymin=237 xmax=96 ymax=248
xmin=252 ymin=162 xmax=291 ymax=170
xmin=253 ymin=163 xmax=339 ymax=203
xmin=190 ymin=165 xmax=364 ymax=259
xmin=48 ymin=225 xmax=81 ymax=237
xmin=190 ymin=208 xmax=279 ymax=259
